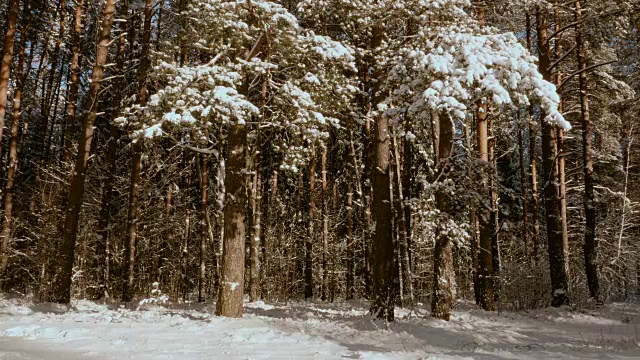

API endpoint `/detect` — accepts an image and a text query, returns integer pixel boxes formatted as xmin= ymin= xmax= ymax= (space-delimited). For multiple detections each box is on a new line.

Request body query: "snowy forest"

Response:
xmin=1 ymin=0 xmax=640 ymax=348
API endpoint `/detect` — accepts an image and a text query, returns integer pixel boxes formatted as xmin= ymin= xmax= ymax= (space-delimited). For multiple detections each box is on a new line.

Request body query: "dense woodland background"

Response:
xmin=0 ymin=0 xmax=639 ymax=321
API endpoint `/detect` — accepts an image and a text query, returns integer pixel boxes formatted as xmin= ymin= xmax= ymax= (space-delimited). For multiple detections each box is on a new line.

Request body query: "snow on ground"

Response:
xmin=1 ymin=295 xmax=640 ymax=359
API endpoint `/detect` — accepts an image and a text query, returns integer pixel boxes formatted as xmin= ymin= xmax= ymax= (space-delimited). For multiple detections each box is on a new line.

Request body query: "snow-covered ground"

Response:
xmin=1 ymin=295 xmax=639 ymax=359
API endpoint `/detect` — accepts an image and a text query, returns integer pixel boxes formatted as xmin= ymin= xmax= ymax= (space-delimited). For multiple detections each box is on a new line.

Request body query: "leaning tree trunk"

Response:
xmin=0 ymin=0 xmax=19 ymax=155
xmin=431 ymin=112 xmax=456 ymax=320
xmin=575 ymin=0 xmax=601 ymax=303
xmin=0 ymin=11 xmax=28 ymax=277
xmin=537 ymin=9 xmax=570 ymax=307
xmin=52 ymin=0 xmax=117 ymax=304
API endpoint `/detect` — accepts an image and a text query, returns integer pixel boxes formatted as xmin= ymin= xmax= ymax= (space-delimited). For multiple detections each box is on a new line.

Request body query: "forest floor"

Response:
xmin=1 ymin=295 xmax=640 ymax=359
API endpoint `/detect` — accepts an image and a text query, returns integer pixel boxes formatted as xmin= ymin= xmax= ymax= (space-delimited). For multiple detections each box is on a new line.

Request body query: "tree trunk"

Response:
xmin=37 ymin=0 xmax=65 ymax=160
xmin=0 ymin=0 xmax=19 ymax=155
xmin=305 ymin=146 xmax=316 ymax=300
xmin=122 ymin=0 xmax=152 ymax=302
xmin=123 ymin=142 xmax=142 ymax=302
xmin=537 ymin=9 xmax=570 ymax=307
xmin=63 ymin=0 xmax=85 ymax=164
xmin=198 ymin=154 xmax=209 ymax=302
xmin=248 ymin=152 xmax=261 ymax=302
xmin=321 ymin=144 xmax=328 ymax=301
xmin=525 ymin=12 xmax=541 ymax=259
xmin=393 ymin=135 xmax=413 ymax=308
xmin=94 ymin=0 xmax=127 ymax=300
xmin=52 ymin=0 xmax=117 ymax=304
xmin=432 ymin=112 xmax=456 ymax=320
xmin=476 ymin=106 xmax=495 ymax=311
xmin=518 ymin=117 xmax=529 ymax=251
xmin=0 ymin=11 xmax=28 ymax=277
xmin=575 ymin=0 xmax=601 ymax=303
xmin=215 ymin=123 xmax=247 ymax=317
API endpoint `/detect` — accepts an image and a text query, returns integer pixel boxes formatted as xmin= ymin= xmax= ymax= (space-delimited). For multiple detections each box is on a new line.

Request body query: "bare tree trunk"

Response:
xmin=37 ymin=0 xmax=65 ymax=160
xmin=216 ymin=123 xmax=247 ymax=317
xmin=346 ymin=179 xmax=354 ymax=300
xmin=306 ymin=146 xmax=316 ymax=299
xmin=465 ymin=114 xmax=481 ymax=304
xmin=393 ymin=134 xmax=413 ymax=308
xmin=321 ymin=144 xmax=328 ymax=301
xmin=197 ymin=154 xmax=209 ymax=302
xmin=0 ymin=0 xmax=19 ymax=155
xmin=63 ymin=0 xmax=85 ymax=164
xmin=525 ymin=12 xmax=541 ymax=259
xmin=537 ymin=9 xmax=570 ymax=307
xmin=0 ymin=11 xmax=28 ymax=277
xmin=94 ymin=0 xmax=127 ymax=300
xmin=518 ymin=116 xmax=529 ymax=251
xmin=575 ymin=0 xmax=601 ymax=303
xmin=431 ymin=112 xmax=456 ymax=320
xmin=369 ymin=24 xmax=395 ymax=321
xmin=123 ymin=142 xmax=142 ymax=302
xmin=122 ymin=0 xmax=152 ymax=302
xmin=248 ymin=152 xmax=261 ymax=302
xmin=52 ymin=0 xmax=117 ymax=304
xmin=476 ymin=106 xmax=495 ymax=311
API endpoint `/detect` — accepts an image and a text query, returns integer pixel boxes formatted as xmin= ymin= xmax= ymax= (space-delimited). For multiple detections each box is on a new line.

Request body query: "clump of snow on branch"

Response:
xmin=117 ymin=0 xmax=357 ymax=171
xmin=385 ymin=26 xmax=570 ymax=129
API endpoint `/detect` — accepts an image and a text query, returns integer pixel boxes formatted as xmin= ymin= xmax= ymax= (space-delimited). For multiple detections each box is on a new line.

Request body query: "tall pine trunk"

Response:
xmin=575 ymin=0 xmax=600 ymax=302
xmin=52 ymin=0 xmax=117 ymax=304
xmin=476 ymin=106 xmax=495 ymax=311
xmin=0 ymin=0 xmax=19 ymax=155
xmin=369 ymin=24 xmax=395 ymax=321
xmin=62 ymin=0 xmax=85 ymax=164
xmin=431 ymin=112 xmax=456 ymax=320
xmin=216 ymin=123 xmax=247 ymax=317
xmin=122 ymin=0 xmax=153 ymax=302
xmin=537 ymin=9 xmax=570 ymax=307
xmin=0 ymin=9 xmax=28 ymax=277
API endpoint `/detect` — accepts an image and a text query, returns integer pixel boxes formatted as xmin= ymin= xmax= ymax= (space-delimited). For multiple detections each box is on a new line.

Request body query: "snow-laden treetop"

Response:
xmin=118 ymin=0 xmax=570 ymax=168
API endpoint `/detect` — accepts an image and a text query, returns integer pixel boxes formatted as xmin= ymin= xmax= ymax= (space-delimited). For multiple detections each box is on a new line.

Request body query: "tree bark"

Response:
xmin=198 ymin=154 xmax=210 ymax=302
xmin=574 ymin=0 xmax=601 ymax=303
xmin=393 ymin=134 xmax=413 ymax=308
xmin=432 ymin=112 xmax=456 ymax=320
xmin=0 ymin=0 xmax=19 ymax=155
xmin=321 ymin=143 xmax=329 ymax=301
xmin=537 ymin=9 xmax=570 ymax=307
xmin=476 ymin=105 xmax=495 ymax=311
xmin=63 ymin=0 xmax=85 ymax=164
xmin=52 ymin=0 xmax=117 ymax=304
xmin=215 ymin=123 xmax=247 ymax=317
xmin=122 ymin=0 xmax=152 ymax=302
xmin=37 ymin=0 xmax=65 ymax=160
xmin=518 ymin=116 xmax=529 ymax=251
xmin=248 ymin=152 xmax=261 ymax=302
xmin=306 ymin=146 xmax=316 ymax=300
xmin=0 ymin=9 xmax=28 ymax=277
xmin=525 ymin=12 xmax=541 ymax=259
xmin=94 ymin=0 xmax=127 ymax=300
xmin=369 ymin=23 xmax=396 ymax=321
